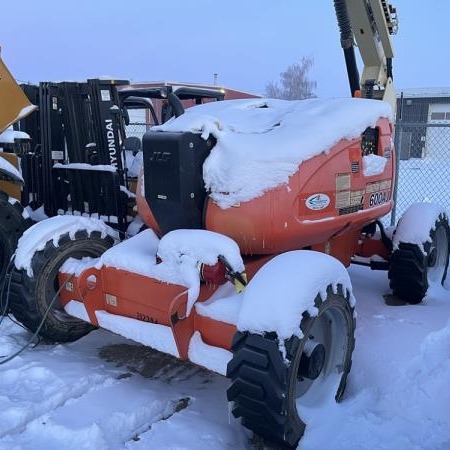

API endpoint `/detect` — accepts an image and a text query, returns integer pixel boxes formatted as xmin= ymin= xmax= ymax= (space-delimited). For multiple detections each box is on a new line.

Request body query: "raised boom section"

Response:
xmin=336 ymin=0 xmax=398 ymax=113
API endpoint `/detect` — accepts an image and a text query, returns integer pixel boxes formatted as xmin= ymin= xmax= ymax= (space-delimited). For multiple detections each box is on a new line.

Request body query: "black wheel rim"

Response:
xmin=295 ymin=302 xmax=350 ymax=409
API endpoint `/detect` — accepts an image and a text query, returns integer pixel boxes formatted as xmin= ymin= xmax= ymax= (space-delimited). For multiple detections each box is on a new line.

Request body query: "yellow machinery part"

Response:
xmin=0 ymin=52 xmax=37 ymax=134
xmin=0 ymin=153 xmax=21 ymax=201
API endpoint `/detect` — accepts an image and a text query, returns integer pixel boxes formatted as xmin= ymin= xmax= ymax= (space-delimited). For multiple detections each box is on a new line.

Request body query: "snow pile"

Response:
xmin=156 ymin=98 xmax=392 ymax=207
xmin=392 ymin=202 xmax=447 ymax=251
xmin=99 ymin=229 xmax=244 ymax=314
xmin=15 ymin=216 xmax=120 ymax=277
xmin=188 ymin=331 xmax=232 ymax=375
xmin=238 ymin=250 xmax=354 ymax=340
xmin=96 ymin=311 xmax=179 ymax=358
xmin=195 ymin=282 xmax=241 ymax=325
xmin=61 ymin=257 xmax=100 ymax=276
xmin=392 ymin=319 xmax=450 ymax=435
xmin=362 ymin=153 xmax=388 ymax=177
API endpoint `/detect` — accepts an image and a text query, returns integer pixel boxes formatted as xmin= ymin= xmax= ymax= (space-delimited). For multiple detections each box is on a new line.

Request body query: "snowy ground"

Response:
xmin=0 ymin=265 xmax=449 ymax=450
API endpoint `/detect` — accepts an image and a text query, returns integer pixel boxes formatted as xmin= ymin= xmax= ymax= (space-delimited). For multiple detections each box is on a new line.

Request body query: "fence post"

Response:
xmin=391 ymin=92 xmax=403 ymax=226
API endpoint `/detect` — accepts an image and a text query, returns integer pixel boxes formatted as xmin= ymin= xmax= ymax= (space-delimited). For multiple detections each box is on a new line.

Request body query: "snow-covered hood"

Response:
xmin=155 ymin=97 xmax=392 ymax=208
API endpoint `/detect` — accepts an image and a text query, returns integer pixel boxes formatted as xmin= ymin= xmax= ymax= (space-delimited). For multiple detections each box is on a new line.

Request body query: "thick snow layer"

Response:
xmin=156 ymin=98 xmax=392 ymax=207
xmin=1 ymin=265 xmax=449 ymax=449
xmin=126 ymin=215 xmax=145 ymax=237
xmin=98 ymin=229 xmax=159 ymax=274
xmin=0 ymin=156 xmax=23 ymax=182
xmin=14 ymin=216 xmax=119 ymax=277
xmin=0 ymin=128 xmax=30 ymax=143
xmin=95 ymin=310 xmax=179 ymax=357
xmin=61 ymin=256 xmax=100 ymax=276
xmin=237 ymin=251 xmax=354 ymax=340
xmin=362 ymin=153 xmax=388 ymax=177
xmin=99 ymin=229 xmax=244 ymax=314
xmin=195 ymin=282 xmax=241 ymax=325
xmin=392 ymin=202 xmax=447 ymax=251
xmin=188 ymin=331 xmax=232 ymax=375
xmin=65 ymin=300 xmax=91 ymax=322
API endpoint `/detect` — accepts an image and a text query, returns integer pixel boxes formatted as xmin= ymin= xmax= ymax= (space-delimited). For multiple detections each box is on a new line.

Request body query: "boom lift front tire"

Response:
xmin=389 ymin=209 xmax=450 ymax=304
xmin=9 ymin=230 xmax=114 ymax=342
xmin=0 ymin=191 xmax=33 ymax=288
xmin=227 ymin=285 xmax=355 ymax=448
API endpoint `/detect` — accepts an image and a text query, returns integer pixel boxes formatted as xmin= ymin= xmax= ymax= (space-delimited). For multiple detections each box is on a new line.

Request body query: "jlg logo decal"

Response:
xmin=369 ymin=191 xmax=389 ymax=207
xmin=150 ymin=151 xmax=171 ymax=162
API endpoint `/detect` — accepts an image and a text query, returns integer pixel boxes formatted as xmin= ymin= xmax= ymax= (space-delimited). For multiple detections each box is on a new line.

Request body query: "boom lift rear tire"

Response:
xmin=389 ymin=212 xmax=449 ymax=304
xmin=0 ymin=191 xmax=33 ymax=289
xmin=9 ymin=230 xmax=114 ymax=342
xmin=226 ymin=285 xmax=355 ymax=448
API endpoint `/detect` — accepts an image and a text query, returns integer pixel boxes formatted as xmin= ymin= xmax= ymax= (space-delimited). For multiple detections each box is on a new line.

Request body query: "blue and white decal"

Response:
xmin=306 ymin=193 xmax=330 ymax=210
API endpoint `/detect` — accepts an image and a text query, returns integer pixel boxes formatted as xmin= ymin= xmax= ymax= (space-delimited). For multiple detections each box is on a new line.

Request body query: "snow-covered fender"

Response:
xmin=15 ymin=215 xmax=120 ymax=277
xmin=392 ymin=202 xmax=448 ymax=250
xmin=237 ymin=250 xmax=355 ymax=340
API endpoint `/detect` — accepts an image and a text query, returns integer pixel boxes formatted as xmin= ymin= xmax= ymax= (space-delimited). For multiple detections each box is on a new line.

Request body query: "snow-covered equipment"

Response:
xmin=0 ymin=58 xmax=243 ymax=287
xmin=6 ymin=1 xmax=450 ymax=448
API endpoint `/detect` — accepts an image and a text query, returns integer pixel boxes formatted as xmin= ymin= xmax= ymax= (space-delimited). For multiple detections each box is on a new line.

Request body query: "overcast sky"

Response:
xmin=1 ymin=0 xmax=447 ymax=97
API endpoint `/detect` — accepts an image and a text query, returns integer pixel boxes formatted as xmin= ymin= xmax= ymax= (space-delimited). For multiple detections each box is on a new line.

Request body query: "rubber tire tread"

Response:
xmin=0 ymin=191 xmax=33 ymax=288
xmin=226 ymin=285 xmax=356 ymax=448
xmin=9 ymin=230 xmax=114 ymax=342
xmin=389 ymin=216 xmax=449 ymax=304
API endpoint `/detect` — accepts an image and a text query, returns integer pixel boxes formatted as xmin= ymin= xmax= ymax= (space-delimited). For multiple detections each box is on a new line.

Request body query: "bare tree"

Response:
xmin=265 ymin=56 xmax=317 ymax=100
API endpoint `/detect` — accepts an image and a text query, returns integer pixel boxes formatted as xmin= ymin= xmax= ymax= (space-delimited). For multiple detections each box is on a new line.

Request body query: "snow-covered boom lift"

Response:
xmin=6 ymin=1 xmax=450 ymax=449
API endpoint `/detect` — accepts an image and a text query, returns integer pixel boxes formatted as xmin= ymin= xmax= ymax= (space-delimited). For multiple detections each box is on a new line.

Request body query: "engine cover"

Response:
xmin=142 ymin=131 xmax=214 ymax=234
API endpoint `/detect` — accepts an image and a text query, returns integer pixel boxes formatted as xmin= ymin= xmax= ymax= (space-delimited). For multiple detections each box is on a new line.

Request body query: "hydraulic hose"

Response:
xmin=334 ymin=0 xmax=360 ymax=96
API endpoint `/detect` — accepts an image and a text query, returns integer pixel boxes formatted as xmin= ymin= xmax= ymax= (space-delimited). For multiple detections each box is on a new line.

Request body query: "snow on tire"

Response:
xmin=389 ymin=203 xmax=450 ymax=304
xmin=226 ymin=285 xmax=355 ymax=448
xmin=9 ymin=230 xmax=114 ymax=342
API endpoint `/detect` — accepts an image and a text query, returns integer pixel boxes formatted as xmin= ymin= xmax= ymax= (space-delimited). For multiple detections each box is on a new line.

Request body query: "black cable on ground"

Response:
xmin=0 ymin=275 xmax=73 ymax=365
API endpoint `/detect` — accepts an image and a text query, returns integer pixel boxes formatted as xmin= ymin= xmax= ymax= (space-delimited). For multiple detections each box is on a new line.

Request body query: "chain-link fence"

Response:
xmin=125 ymin=122 xmax=152 ymax=140
xmin=391 ymin=95 xmax=450 ymax=225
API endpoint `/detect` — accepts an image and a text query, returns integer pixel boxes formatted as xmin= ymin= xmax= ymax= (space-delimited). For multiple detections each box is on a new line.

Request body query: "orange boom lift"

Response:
xmin=8 ymin=2 xmax=450 ymax=447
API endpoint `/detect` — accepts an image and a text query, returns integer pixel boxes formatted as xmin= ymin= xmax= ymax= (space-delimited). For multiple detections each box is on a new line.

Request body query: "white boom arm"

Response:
xmin=335 ymin=0 xmax=398 ymax=113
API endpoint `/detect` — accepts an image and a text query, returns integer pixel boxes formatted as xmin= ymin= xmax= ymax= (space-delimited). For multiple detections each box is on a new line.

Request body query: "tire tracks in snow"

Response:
xmin=0 ymin=375 xmax=195 ymax=450
xmin=0 ymin=361 xmax=115 ymax=439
